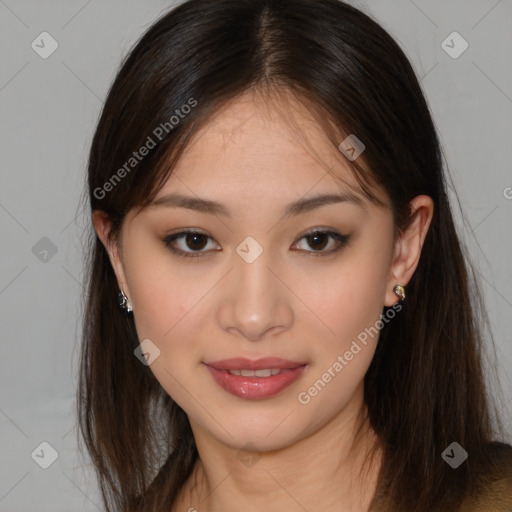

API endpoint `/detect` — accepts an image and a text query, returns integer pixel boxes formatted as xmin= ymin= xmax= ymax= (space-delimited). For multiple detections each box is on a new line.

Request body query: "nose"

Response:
xmin=216 ymin=247 xmax=294 ymax=342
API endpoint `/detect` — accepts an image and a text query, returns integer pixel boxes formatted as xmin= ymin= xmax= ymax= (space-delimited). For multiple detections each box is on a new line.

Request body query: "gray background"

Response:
xmin=1 ymin=0 xmax=511 ymax=510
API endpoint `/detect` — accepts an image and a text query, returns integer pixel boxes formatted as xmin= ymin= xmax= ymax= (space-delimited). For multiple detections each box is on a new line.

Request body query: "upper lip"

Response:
xmin=204 ymin=357 xmax=307 ymax=370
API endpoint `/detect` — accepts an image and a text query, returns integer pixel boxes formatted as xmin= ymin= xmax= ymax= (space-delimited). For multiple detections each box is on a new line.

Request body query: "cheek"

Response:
xmin=126 ymin=257 xmax=206 ymax=407
xmin=124 ymin=245 xmax=216 ymax=403
xmin=301 ymin=240 xmax=392 ymax=407
xmin=308 ymin=251 xmax=389 ymax=348
xmin=296 ymin=265 xmax=386 ymax=421
xmin=123 ymin=238 xmax=200 ymax=337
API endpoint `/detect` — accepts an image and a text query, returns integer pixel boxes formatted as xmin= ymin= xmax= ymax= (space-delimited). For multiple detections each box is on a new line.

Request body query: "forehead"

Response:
xmin=164 ymin=90 xmax=366 ymax=196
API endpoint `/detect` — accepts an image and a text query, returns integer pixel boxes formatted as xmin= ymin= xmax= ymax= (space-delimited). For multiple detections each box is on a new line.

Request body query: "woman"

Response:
xmin=77 ymin=0 xmax=512 ymax=510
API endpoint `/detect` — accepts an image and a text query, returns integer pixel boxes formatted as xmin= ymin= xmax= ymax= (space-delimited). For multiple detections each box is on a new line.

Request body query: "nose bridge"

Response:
xmin=234 ymin=234 xmax=276 ymax=292
xmin=218 ymin=238 xmax=292 ymax=340
xmin=237 ymin=245 xmax=274 ymax=301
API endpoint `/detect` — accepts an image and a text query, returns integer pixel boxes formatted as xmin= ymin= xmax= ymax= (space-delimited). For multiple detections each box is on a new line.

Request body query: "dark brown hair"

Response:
xmin=77 ymin=1 xmax=511 ymax=510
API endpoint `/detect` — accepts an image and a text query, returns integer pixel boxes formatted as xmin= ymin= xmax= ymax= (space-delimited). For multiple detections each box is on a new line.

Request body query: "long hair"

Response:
xmin=76 ymin=1 xmax=510 ymax=510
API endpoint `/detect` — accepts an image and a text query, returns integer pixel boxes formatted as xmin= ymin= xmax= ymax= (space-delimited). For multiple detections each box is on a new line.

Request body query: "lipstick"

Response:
xmin=204 ymin=357 xmax=308 ymax=400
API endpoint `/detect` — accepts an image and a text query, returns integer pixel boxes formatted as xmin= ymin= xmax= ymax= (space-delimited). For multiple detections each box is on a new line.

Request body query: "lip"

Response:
xmin=203 ymin=358 xmax=308 ymax=400
xmin=204 ymin=357 xmax=306 ymax=370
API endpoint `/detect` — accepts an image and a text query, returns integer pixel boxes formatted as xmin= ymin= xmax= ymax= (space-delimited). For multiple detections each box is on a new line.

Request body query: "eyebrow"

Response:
xmin=148 ymin=191 xmax=365 ymax=218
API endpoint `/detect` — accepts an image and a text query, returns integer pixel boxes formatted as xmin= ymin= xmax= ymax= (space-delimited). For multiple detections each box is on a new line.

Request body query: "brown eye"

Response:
xmin=164 ymin=229 xmax=349 ymax=260
xmin=163 ymin=230 xmax=219 ymax=258
xmin=184 ymin=232 xmax=208 ymax=251
xmin=292 ymin=230 xmax=350 ymax=256
xmin=305 ymin=232 xmax=329 ymax=251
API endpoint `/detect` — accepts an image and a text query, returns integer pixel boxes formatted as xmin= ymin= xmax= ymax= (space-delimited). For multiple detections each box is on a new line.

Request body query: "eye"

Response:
xmin=163 ymin=228 xmax=350 ymax=259
xmin=291 ymin=229 xmax=350 ymax=256
xmin=163 ymin=230 xmax=219 ymax=258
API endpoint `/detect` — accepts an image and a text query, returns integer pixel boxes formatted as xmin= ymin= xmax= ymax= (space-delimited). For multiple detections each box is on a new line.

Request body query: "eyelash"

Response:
xmin=162 ymin=229 xmax=350 ymax=259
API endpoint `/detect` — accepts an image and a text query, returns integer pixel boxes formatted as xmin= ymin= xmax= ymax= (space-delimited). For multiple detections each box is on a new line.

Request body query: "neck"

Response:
xmin=173 ymin=388 xmax=384 ymax=512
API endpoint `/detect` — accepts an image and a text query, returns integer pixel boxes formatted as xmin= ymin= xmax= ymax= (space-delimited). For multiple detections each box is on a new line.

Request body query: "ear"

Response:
xmin=91 ymin=210 xmax=132 ymax=302
xmin=384 ymin=195 xmax=434 ymax=306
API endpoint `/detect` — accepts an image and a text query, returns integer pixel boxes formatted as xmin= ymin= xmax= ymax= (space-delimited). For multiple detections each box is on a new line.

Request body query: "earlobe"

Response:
xmin=384 ymin=195 xmax=434 ymax=306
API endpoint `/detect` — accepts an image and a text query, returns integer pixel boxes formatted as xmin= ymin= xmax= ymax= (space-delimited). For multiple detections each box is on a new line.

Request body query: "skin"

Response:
xmin=93 ymin=90 xmax=434 ymax=511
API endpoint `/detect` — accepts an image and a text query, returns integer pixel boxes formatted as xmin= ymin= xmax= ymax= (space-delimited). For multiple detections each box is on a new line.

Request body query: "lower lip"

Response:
xmin=204 ymin=364 xmax=307 ymax=400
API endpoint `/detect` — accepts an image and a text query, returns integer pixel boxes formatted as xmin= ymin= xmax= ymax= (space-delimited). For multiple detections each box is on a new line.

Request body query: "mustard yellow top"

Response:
xmin=369 ymin=442 xmax=512 ymax=512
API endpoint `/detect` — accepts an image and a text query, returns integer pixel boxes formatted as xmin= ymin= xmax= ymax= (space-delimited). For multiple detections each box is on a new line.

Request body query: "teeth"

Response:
xmin=255 ymin=369 xmax=272 ymax=377
xmin=227 ymin=368 xmax=282 ymax=377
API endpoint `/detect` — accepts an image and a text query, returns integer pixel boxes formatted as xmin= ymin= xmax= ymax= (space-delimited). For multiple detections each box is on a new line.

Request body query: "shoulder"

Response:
xmin=484 ymin=441 xmax=512 ymax=481
xmin=460 ymin=442 xmax=512 ymax=512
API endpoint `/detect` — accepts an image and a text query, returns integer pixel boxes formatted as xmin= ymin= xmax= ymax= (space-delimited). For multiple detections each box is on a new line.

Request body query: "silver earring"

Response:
xmin=393 ymin=284 xmax=406 ymax=301
xmin=117 ymin=289 xmax=133 ymax=313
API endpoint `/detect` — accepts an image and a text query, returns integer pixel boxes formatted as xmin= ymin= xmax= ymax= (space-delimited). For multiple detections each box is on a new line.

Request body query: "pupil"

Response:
xmin=187 ymin=233 xmax=207 ymax=250
xmin=308 ymin=233 xmax=327 ymax=250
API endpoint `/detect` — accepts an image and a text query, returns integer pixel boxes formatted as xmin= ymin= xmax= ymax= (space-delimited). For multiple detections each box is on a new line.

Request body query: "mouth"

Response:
xmin=224 ymin=368 xmax=285 ymax=377
xmin=203 ymin=357 xmax=308 ymax=400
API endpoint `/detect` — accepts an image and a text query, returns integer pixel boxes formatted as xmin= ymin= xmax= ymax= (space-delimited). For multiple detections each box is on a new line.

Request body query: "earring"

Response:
xmin=393 ymin=284 xmax=406 ymax=301
xmin=117 ymin=289 xmax=133 ymax=313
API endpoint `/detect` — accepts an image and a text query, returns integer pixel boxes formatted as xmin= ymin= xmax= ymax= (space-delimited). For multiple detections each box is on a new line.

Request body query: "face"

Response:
xmin=94 ymin=91 xmax=430 ymax=453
